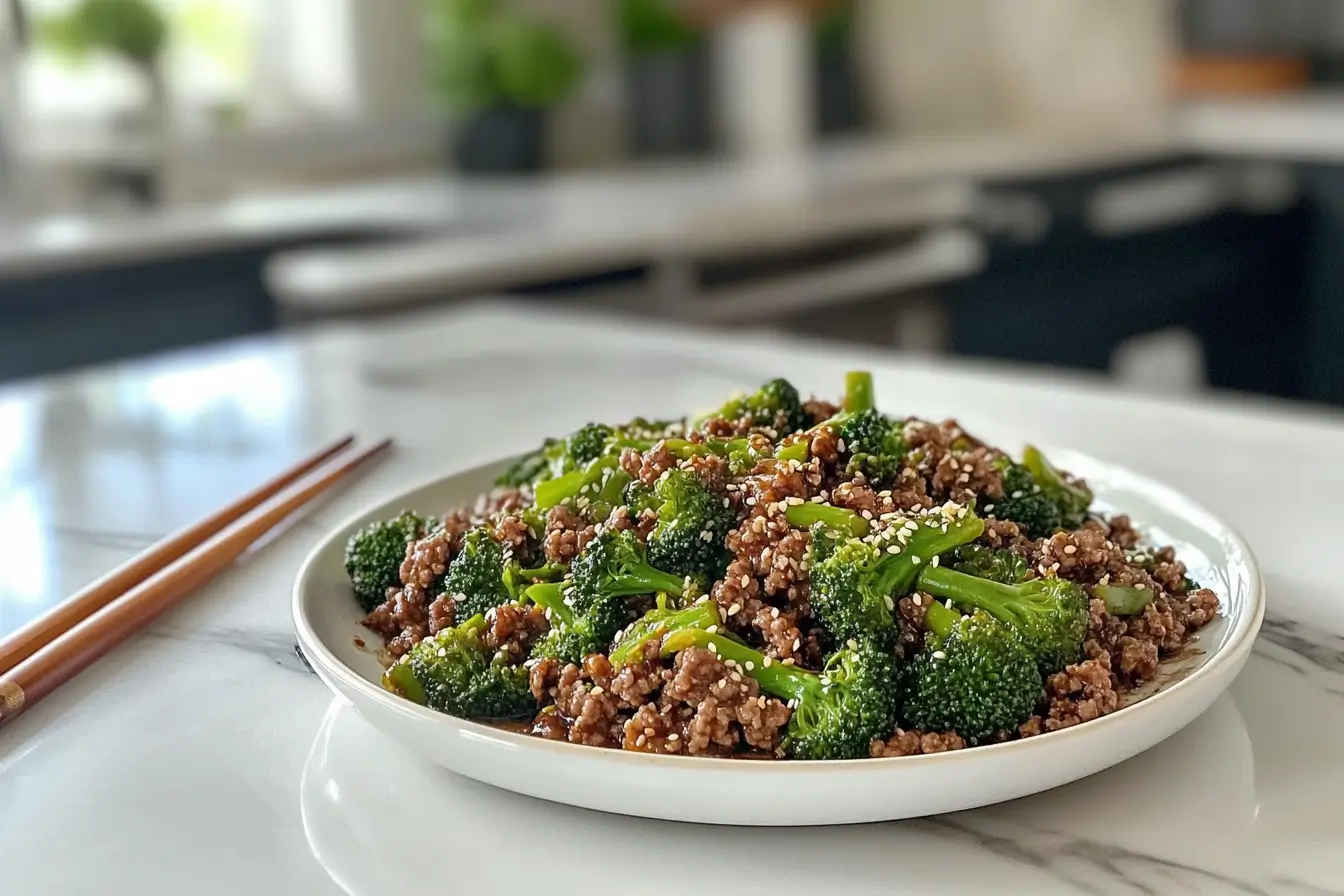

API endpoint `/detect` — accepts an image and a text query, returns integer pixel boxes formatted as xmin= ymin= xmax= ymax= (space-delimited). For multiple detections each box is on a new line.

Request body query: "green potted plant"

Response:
xmin=427 ymin=0 xmax=583 ymax=174
xmin=617 ymin=0 xmax=710 ymax=156
xmin=38 ymin=0 xmax=170 ymax=202
xmin=813 ymin=1 xmax=864 ymax=135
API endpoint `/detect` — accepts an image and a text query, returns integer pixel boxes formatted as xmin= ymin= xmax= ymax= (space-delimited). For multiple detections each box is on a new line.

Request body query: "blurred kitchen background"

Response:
xmin=1 ymin=0 xmax=1342 ymax=404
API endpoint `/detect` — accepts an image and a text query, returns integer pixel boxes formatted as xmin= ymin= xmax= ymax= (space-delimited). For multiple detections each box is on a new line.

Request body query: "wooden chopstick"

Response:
xmin=0 ymin=438 xmax=393 ymax=731
xmin=0 ymin=434 xmax=357 ymax=675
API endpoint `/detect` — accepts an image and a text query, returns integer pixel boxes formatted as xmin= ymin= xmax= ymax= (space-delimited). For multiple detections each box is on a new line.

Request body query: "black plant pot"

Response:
xmin=626 ymin=46 xmax=711 ymax=157
xmin=815 ymin=49 xmax=865 ymax=135
xmin=453 ymin=106 xmax=545 ymax=175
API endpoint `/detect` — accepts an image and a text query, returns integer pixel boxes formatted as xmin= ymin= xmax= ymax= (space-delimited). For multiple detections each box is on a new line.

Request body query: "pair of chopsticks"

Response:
xmin=0 ymin=435 xmax=393 ymax=730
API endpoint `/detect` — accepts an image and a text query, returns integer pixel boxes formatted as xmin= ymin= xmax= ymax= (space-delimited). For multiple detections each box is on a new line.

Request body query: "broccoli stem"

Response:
xmin=1022 ymin=445 xmax=1092 ymax=516
xmin=775 ymin=441 xmax=809 ymax=463
xmin=612 ymin=564 xmax=688 ymax=599
xmin=660 ymin=629 xmax=816 ymax=702
xmin=921 ymin=599 xmax=960 ymax=640
xmin=917 ymin=565 xmax=1020 ymax=614
xmin=525 ymin=582 xmax=575 ymax=626
xmin=784 ymin=503 xmax=870 ymax=537
xmin=1094 ymin=584 xmax=1155 ymax=616
xmin=843 ymin=371 xmax=875 ymax=413
xmin=534 ymin=469 xmax=589 ymax=510
xmin=609 ymin=602 xmax=721 ymax=666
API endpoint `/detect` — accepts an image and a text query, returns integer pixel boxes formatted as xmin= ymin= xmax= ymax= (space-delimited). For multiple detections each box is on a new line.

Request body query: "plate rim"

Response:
xmin=293 ymin=450 xmax=1265 ymax=772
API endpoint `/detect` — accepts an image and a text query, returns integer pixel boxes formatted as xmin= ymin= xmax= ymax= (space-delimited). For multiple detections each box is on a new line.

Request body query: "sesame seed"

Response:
xmin=1135 ymin=583 xmax=1146 ymax=590
xmin=707 ymin=642 xmax=718 ymax=654
xmin=437 ymin=647 xmax=448 ymax=658
xmin=837 ymin=438 xmax=846 ymax=453
xmin=912 ymin=594 xmax=922 ymax=606
xmin=727 ymin=603 xmax=742 ymax=616
xmin=746 ymin=496 xmax=757 ymax=506
xmin=846 ymin=638 xmax=859 ymax=650
xmin=771 ymin=607 xmax=780 ymax=619
xmin=782 ymin=658 xmax=795 ymax=666
xmin=740 ymin=574 xmax=751 ymax=587
xmin=645 ymin=726 xmax=656 ymax=736
xmin=932 ymin=650 xmax=947 ymax=660
xmin=983 ymin=504 xmax=995 ymax=513
xmin=1063 ymin=544 xmax=1078 ymax=555
xmin=757 ymin=695 xmax=766 ymax=708
xmin=785 ymin=496 xmax=804 ymax=506
xmin=745 ymin=661 xmax=755 ymax=671
xmin=635 ymin=734 xmax=647 ymax=747
xmin=731 ymin=671 xmax=742 ymax=682
xmin=861 ymin=510 xmax=874 ymax=520
xmin=911 ymin=555 xmax=921 ymax=564
xmin=590 ymin=686 xmax=604 ymax=695
xmin=884 ymin=595 xmax=895 ymax=610
xmin=811 ymin=495 xmax=826 ymax=503
xmin=931 ymin=555 xmax=940 ymax=567
xmin=667 ymin=733 xmax=679 ymax=742
xmin=792 ymin=638 xmax=801 ymax=651
xmin=763 ymin=656 xmax=772 ymax=667
xmin=887 ymin=545 xmax=900 ymax=555
xmin=723 ymin=497 xmax=731 ymax=508
xmin=707 ymin=625 xmax=719 ymax=634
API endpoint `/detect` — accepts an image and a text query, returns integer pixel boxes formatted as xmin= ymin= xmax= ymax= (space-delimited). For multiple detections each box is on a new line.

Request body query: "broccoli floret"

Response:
xmin=1022 ymin=445 xmax=1093 ymax=529
xmin=344 ymin=511 xmax=435 ymax=612
xmin=567 ymin=423 xmax=614 ymax=467
xmin=902 ymin=601 xmax=1042 ymax=743
xmin=701 ymin=378 xmax=809 ymax=435
xmin=526 ymin=530 xmax=690 ymax=665
xmin=526 ymin=581 xmax=610 ymax=664
xmin=646 ymin=469 xmax=736 ymax=583
xmin=442 ymin=526 xmax=511 ymax=619
xmin=948 ymin=544 xmax=1033 ymax=584
xmin=916 ymin=565 xmax=1089 ymax=674
xmin=496 ymin=437 xmax=568 ymax=488
xmin=660 ymin=629 xmax=898 ymax=760
xmin=988 ymin=458 xmax=1062 ymax=538
xmin=836 ymin=408 xmax=908 ymax=485
xmin=570 ymin=529 xmax=688 ymax=618
xmin=383 ymin=615 xmax=534 ymax=720
xmin=609 ymin=602 xmax=722 ymax=666
xmin=809 ymin=507 xmax=986 ymax=645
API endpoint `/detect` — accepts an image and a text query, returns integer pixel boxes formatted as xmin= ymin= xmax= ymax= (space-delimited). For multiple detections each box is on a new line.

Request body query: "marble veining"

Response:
xmin=4 ymin=303 xmax=1344 ymax=895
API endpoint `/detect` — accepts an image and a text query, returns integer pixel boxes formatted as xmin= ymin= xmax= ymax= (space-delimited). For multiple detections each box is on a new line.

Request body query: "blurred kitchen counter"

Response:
xmin=0 ymin=128 xmax=1187 ymax=287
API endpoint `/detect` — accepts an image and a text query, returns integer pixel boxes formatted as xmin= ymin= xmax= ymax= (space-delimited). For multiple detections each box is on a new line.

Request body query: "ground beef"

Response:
xmin=555 ymin=662 xmax=622 ymax=747
xmin=360 ymin=527 xmax=456 ymax=655
xmin=870 ymin=729 xmax=967 ymax=757
xmin=623 ymin=702 xmax=694 ymax=753
xmin=802 ymin=397 xmax=838 ymax=426
xmin=1020 ymin=657 xmax=1120 ymax=735
xmin=494 ymin=514 xmax=536 ymax=565
xmin=930 ymin=446 xmax=1004 ymax=505
xmin=657 ymin=647 xmax=791 ymax=754
xmin=682 ymin=452 xmax=728 ymax=488
xmin=529 ymin=657 xmax=561 ymax=702
xmin=427 ymin=594 xmax=455 ymax=635
xmin=609 ymin=650 xmax=665 ymax=709
xmin=701 ymin=416 xmax=751 ymax=438
xmin=895 ymin=594 xmax=931 ymax=661
xmin=542 ymin=505 xmax=596 ymax=565
xmin=620 ymin=443 xmax=678 ymax=486
xmin=531 ymin=709 xmax=568 ymax=741
xmin=1105 ymin=514 xmax=1143 ymax=550
xmin=807 ymin=425 xmax=841 ymax=465
xmin=485 ymin=603 xmax=549 ymax=659
xmin=981 ymin=518 xmax=1026 ymax=550
xmin=830 ymin=480 xmax=879 ymax=516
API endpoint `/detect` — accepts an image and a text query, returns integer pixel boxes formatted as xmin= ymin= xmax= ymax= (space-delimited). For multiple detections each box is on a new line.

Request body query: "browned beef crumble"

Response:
xmin=870 ymin=729 xmax=967 ymax=757
xmin=543 ymin=504 xmax=596 ymax=565
xmin=485 ymin=603 xmax=549 ymax=659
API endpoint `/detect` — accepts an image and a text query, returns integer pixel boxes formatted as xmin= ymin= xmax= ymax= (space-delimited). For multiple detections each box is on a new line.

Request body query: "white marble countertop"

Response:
xmin=4 ymin=302 xmax=1344 ymax=894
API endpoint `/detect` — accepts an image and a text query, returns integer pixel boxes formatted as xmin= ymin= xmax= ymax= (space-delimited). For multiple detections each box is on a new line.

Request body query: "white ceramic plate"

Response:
xmin=293 ymin=449 xmax=1263 ymax=826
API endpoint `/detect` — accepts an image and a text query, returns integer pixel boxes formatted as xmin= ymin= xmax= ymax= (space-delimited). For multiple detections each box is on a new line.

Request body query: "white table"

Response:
xmin=3 ymin=303 xmax=1343 ymax=895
